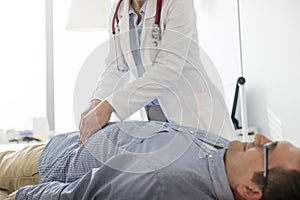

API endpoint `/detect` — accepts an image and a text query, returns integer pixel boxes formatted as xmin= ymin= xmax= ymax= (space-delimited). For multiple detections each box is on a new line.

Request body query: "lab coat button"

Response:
xmin=189 ymin=131 xmax=195 ymax=135
xmin=208 ymin=154 xmax=213 ymax=158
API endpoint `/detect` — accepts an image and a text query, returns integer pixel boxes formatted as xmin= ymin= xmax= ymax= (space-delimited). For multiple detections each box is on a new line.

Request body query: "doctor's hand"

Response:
xmin=5 ymin=190 xmax=17 ymax=200
xmin=79 ymin=100 xmax=113 ymax=146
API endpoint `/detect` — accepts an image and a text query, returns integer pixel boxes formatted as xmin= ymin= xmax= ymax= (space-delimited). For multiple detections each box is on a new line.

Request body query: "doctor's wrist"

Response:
xmin=101 ymin=100 xmax=114 ymax=113
xmin=90 ymin=99 xmax=102 ymax=107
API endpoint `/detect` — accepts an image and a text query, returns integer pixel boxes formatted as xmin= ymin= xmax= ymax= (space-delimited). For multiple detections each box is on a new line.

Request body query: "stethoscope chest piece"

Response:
xmin=152 ymin=24 xmax=161 ymax=45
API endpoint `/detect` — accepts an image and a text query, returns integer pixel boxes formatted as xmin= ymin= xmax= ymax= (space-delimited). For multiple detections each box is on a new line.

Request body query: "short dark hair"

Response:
xmin=251 ymin=167 xmax=300 ymax=200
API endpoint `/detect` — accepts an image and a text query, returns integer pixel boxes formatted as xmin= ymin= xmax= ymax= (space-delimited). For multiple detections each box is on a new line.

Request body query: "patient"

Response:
xmin=0 ymin=121 xmax=299 ymax=200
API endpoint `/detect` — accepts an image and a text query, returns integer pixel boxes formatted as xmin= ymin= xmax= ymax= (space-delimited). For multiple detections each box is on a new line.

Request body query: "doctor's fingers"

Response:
xmin=5 ymin=191 xmax=17 ymax=200
xmin=80 ymin=114 xmax=112 ymax=145
xmin=79 ymin=124 xmax=99 ymax=145
xmin=79 ymin=113 xmax=102 ymax=143
xmin=79 ymin=102 xmax=102 ymax=132
xmin=80 ymin=102 xmax=113 ymax=144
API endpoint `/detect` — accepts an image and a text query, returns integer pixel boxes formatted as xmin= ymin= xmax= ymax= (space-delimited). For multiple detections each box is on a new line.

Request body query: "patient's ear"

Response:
xmin=236 ymin=184 xmax=263 ymax=200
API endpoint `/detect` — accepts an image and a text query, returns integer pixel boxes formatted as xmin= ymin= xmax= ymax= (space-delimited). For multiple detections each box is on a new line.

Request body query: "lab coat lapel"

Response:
xmin=144 ymin=0 xmax=157 ymax=20
xmin=141 ymin=0 xmax=157 ymax=69
xmin=118 ymin=0 xmax=137 ymax=76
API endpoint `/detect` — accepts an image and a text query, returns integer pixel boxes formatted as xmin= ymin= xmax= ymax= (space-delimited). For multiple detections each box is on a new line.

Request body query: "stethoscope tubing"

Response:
xmin=112 ymin=0 xmax=163 ymax=35
xmin=112 ymin=0 xmax=123 ymax=34
xmin=112 ymin=0 xmax=163 ymax=72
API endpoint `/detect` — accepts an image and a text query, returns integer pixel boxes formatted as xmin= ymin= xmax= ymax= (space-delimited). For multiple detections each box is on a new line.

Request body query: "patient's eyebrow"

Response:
xmin=257 ymin=141 xmax=278 ymax=151
xmin=256 ymin=142 xmax=279 ymax=161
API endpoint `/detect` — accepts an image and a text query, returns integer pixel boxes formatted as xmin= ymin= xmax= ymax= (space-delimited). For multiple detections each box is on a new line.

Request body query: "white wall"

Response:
xmin=241 ymin=0 xmax=300 ymax=145
xmin=194 ymin=0 xmax=241 ymax=112
xmin=195 ymin=0 xmax=300 ymax=145
xmin=0 ymin=0 xmax=46 ymax=131
xmin=53 ymin=0 xmax=109 ymax=133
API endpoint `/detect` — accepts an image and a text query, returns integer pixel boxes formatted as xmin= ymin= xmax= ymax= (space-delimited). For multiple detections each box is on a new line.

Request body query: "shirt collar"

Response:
xmin=208 ymin=149 xmax=235 ymax=200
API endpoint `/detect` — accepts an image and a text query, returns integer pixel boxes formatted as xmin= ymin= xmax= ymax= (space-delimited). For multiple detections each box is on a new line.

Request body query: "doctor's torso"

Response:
xmin=96 ymin=0 xmax=235 ymax=139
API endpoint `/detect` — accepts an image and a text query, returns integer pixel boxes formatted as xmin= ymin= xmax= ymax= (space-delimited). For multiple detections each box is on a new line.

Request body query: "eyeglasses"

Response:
xmin=258 ymin=141 xmax=278 ymax=199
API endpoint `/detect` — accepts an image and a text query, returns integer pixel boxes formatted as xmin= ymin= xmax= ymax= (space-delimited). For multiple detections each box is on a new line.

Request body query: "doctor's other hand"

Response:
xmin=5 ymin=190 xmax=17 ymax=200
xmin=79 ymin=100 xmax=113 ymax=146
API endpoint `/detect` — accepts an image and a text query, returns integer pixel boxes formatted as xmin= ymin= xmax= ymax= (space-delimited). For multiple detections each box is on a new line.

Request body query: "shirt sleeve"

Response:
xmin=16 ymin=167 xmax=160 ymax=200
xmin=105 ymin=0 xmax=197 ymax=120
xmin=16 ymin=169 xmax=100 ymax=200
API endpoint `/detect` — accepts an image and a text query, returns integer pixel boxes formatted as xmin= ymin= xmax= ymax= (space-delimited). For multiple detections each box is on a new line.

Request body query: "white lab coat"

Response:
xmin=93 ymin=0 xmax=235 ymax=139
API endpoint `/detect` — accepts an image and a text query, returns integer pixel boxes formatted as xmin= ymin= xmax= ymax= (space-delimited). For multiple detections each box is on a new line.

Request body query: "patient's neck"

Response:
xmin=224 ymin=151 xmax=235 ymax=190
xmin=224 ymin=151 xmax=241 ymax=200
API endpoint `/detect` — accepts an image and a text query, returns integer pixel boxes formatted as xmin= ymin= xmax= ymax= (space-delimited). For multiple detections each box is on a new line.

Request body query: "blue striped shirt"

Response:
xmin=16 ymin=121 xmax=234 ymax=200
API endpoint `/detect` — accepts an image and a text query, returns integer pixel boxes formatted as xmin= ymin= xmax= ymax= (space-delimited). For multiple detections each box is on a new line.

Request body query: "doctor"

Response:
xmin=79 ymin=0 xmax=235 ymax=144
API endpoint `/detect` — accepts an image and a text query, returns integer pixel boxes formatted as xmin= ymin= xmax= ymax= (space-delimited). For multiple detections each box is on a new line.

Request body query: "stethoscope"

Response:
xmin=111 ymin=0 xmax=163 ymax=72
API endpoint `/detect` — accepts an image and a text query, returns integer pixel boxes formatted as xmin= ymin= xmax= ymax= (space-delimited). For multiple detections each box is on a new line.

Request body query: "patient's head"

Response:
xmin=251 ymin=167 xmax=300 ymax=200
xmin=225 ymin=134 xmax=300 ymax=200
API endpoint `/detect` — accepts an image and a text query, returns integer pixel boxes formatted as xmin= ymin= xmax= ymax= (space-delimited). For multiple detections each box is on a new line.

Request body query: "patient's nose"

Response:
xmin=254 ymin=134 xmax=272 ymax=146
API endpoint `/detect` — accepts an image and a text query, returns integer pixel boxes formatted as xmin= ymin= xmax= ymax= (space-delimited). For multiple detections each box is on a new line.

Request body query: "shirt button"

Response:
xmin=208 ymin=154 xmax=213 ymax=158
xmin=189 ymin=131 xmax=195 ymax=135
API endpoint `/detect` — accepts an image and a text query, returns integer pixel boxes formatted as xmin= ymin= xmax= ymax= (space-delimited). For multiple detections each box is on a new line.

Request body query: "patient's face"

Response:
xmin=225 ymin=134 xmax=300 ymax=185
